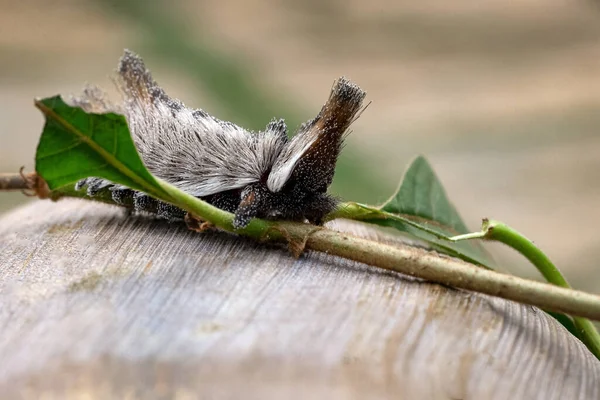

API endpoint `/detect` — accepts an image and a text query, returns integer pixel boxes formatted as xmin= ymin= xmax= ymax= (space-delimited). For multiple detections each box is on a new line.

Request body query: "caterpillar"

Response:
xmin=73 ymin=50 xmax=367 ymax=229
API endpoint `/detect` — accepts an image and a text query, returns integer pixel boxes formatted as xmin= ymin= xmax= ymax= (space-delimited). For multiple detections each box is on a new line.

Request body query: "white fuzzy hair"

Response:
xmin=70 ymin=50 xmax=365 ymax=201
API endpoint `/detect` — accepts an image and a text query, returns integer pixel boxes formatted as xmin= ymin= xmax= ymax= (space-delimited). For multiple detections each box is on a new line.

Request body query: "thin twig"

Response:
xmin=0 ymin=170 xmax=52 ymax=199
xmin=29 ymin=180 xmax=600 ymax=322
xmin=0 ymin=170 xmax=31 ymax=191
xmin=306 ymin=228 xmax=600 ymax=321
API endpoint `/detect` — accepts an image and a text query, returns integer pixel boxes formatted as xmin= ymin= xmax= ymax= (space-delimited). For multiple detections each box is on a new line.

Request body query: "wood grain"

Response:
xmin=0 ymin=199 xmax=598 ymax=399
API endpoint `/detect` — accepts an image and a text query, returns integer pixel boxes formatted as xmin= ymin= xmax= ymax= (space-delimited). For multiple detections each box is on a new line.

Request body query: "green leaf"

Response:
xmin=34 ymin=95 xmax=264 ymax=236
xmin=353 ymin=156 xmax=495 ymax=267
xmin=382 ymin=156 xmax=469 ymax=233
xmin=34 ymin=96 xmax=166 ymax=199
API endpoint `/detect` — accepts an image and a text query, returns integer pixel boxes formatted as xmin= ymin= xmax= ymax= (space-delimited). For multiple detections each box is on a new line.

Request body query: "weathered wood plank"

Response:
xmin=0 ymin=199 xmax=598 ymax=399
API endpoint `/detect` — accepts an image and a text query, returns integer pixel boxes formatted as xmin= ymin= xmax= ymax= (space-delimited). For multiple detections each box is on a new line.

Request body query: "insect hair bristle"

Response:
xmin=117 ymin=49 xmax=161 ymax=103
xmin=322 ymin=77 xmax=367 ymax=130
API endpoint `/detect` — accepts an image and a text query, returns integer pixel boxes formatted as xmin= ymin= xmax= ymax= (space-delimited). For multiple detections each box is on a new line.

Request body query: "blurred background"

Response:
xmin=1 ymin=0 xmax=599 ymax=292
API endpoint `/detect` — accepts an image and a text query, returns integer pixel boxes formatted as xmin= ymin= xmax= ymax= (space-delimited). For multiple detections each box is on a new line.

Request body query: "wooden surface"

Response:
xmin=0 ymin=199 xmax=598 ymax=399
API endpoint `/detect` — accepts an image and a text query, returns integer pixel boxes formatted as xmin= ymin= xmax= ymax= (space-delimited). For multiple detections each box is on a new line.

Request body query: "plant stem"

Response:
xmin=0 ymin=171 xmax=34 ymax=191
xmin=573 ymin=318 xmax=600 ymax=359
xmin=451 ymin=219 xmax=600 ymax=359
xmin=329 ymin=202 xmax=493 ymax=268
xmin=306 ymin=228 xmax=600 ymax=320
xmin=14 ymin=175 xmax=600 ymax=323
xmin=328 ymin=202 xmax=450 ymax=240
xmin=482 ymin=220 xmax=568 ymax=286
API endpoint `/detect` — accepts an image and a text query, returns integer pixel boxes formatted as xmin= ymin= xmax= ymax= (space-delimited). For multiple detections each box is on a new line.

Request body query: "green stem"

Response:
xmin=448 ymin=231 xmax=487 ymax=241
xmin=156 ymin=178 xmax=276 ymax=239
xmin=483 ymin=220 xmax=569 ymax=287
xmin=329 ymin=202 xmax=491 ymax=267
xmin=452 ymin=219 xmax=600 ymax=360
xmin=329 ymin=202 xmax=450 ymax=240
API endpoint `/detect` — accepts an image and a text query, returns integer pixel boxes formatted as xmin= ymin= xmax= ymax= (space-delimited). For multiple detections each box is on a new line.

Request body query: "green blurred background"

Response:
xmin=1 ymin=0 xmax=600 ymax=292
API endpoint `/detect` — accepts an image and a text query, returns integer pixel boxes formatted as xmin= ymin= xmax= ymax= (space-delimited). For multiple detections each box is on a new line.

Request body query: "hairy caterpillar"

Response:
xmin=74 ymin=50 xmax=367 ymax=228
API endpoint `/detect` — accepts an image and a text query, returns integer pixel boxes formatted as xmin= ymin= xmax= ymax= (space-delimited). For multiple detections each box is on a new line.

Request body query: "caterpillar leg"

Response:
xmin=75 ymin=177 xmax=113 ymax=196
xmin=130 ymin=191 xmax=186 ymax=221
xmin=75 ymin=178 xmax=185 ymax=221
xmin=233 ymin=184 xmax=267 ymax=229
